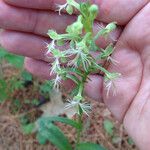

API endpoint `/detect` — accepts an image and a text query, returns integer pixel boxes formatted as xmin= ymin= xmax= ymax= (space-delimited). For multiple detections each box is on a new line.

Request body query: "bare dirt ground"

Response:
xmin=0 ymin=66 xmax=138 ymax=150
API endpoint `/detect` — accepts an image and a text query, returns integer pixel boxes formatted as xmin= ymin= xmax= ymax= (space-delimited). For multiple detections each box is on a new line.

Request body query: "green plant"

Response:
xmin=0 ymin=79 xmax=7 ymax=102
xmin=24 ymin=99 xmax=40 ymax=106
xmin=0 ymin=76 xmax=23 ymax=103
xmin=33 ymin=0 xmax=121 ymax=149
xmin=21 ymin=70 xmax=33 ymax=82
xmin=40 ymin=81 xmax=53 ymax=99
xmin=103 ymin=119 xmax=114 ymax=137
xmin=0 ymin=47 xmax=26 ymax=103
xmin=0 ymin=47 xmax=24 ymax=69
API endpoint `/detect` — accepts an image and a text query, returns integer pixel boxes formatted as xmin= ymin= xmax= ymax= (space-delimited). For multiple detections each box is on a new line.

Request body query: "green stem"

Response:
xmin=0 ymin=62 xmax=3 ymax=79
xmin=77 ymin=113 xmax=82 ymax=144
xmin=77 ymin=82 xmax=84 ymax=98
xmin=94 ymin=29 xmax=106 ymax=41
xmin=75 ymin=72 xmax=89 ymax=145
xmin=67 ymin=0 xmax=80 ymax=10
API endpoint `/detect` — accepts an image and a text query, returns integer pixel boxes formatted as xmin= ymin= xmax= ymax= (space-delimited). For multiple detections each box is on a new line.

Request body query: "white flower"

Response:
xmin=107 ymin=56 xmax=119 ymax=66
xmin=104 ymin=72 xmax=121 ymax=97
xmin=65 ymin=48 xmax=91 ymax=70
xmin=67 ymin=53 xmax=79 ymax=68
xmin=79 ymin=102 xmax=92 ymax=116
xmin=105 ymin=80 xmax=117 ymax=97
xmin=80 ymin=51 xmax=91 ymax=71
xmin=50 ymin=58 xmax=61 ymax=75
xmin=53 ymin=74 xmax=62 ymax=90
xmin=65 ymin=99 xmax=92 ymax=116
xmin=56 ymin=3 xmax=68 ymax=15
xmin=46 ymin=40 xmax=56 ymax=55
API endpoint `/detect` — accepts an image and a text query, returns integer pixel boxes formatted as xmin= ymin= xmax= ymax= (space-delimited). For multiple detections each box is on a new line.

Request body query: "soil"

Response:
xmin=0 ymin=65 xmax=138 ymax=150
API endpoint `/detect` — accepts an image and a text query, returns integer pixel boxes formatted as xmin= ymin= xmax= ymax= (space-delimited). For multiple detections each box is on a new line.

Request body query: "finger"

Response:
xmin=0 ymin=1 xmax=122 ymax=40
xmin=24 ymin=57 xmax=103 ymax=101
xmin=4 ymin=0 xmax=149 ymax=25
xmin=24 ymin=57 xmax=52 ymax=80
xmin=0 ymin=30 xmax=49 ymax=61
xmin=0 ymin=30 xmax=103 ymax=63
xmin=0 ymin=1 xmax=75 ymax=36
xmin=0 ymin=29 xmax=121 ymax=63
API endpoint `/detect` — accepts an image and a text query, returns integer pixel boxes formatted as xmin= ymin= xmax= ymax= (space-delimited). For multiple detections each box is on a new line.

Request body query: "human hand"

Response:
xmin=0 ymin=0 xmax=149 ymax=149
xmin=102 ymin=3 xmax=150 ymax=150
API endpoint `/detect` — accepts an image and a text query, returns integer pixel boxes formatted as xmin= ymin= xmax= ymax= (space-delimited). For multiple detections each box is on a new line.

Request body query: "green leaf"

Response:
xmin=40 ymin=81 xmax=53 ymax=95
xmin=9 ymin=77 xmax=23 ymax=91
xmin=36 ymin=132 xmax=47 ymax=145
xmin=0 ymin=48 xmax=24 ymax=68
xmin=103 ymin=119 xmax=114 ymax=136
xmin=66 ymin=74 xmax=80 ymax=84
xmin=0 ymin=79 xmax=8 ymax=102
xmin=127 ymin=137 xmax=134 ymax=145
xmin=64 ymin=68 xmax=84 ymax=77
xmin=31 ymin=99 xmax=40 ymax=106
xmin=13 ymin=99 xmax=21 ymax=109
xmin=21 ymin=70 xmax=32 ymax=81
xmin=43 ymin=116 xmax=81 ymax=129
xmin=5 ymin=54 xmax=24 ymax=69
xmin=100 ymin=44 xmax=114 ymax=59
xmin=37 ymin=120 xmax=72 ymax=150
xmin=75 ymin=142 xmax=106 ymax=150
xmin=0 ymin=48 xmax=7 ymax=59
xmin=22 ymin=123 xmax=35 ymax=134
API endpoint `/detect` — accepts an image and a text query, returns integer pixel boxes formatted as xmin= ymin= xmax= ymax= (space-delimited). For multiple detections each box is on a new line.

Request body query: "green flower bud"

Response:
xmin=67 ymin=0 xmax=80 ymax=10
xmin=47 ymin=30 xmax=61 ymax=40
xmin=105 ymin=22 xmax=117 ymax=32
xmin=56 ymin=40 xmax=65 ymax=46
xmin=100 ymin=44 xmax=114 ymax=59
xmin=105 ymin=72 xmax=121 ymax=81
xmin=89 ymin=4 xmax=98 ymax=15
xmin=66 ymin=5 xmax=73 ymax=15
xmin=67 ymin=0 xmax=75 ymax=4
xmin=74 ymin=95 xmax=83 ymax=101
xmin=66 ymin=15 xmax=83 ymax=35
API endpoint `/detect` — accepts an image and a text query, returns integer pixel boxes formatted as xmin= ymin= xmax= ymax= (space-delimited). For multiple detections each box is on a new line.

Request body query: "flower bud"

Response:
xmin=89 ymin=4 xmax=98 ymax=15
xmin=47 ymin=30 xmax=61 ymax=40
xmin=66 ymin=15 xmax=83 ymax=35
xmin=105 ymin=22 xmax=117 ymax=32
xmin=74 ymin=95 xmax=82 ymax=101
xmin=66 ymin=5 xmax=73 ymax=15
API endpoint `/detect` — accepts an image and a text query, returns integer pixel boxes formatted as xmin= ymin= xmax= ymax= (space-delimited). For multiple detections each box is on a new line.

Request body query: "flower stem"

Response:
xmin=76 ymin=113 xmax=82 ymax=144
xmin=75 ymin=72 xmax=89 ymax=145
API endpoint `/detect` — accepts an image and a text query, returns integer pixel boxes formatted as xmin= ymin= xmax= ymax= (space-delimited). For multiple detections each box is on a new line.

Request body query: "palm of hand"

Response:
xmin=104 ymin=4 xmax=150 ymax=149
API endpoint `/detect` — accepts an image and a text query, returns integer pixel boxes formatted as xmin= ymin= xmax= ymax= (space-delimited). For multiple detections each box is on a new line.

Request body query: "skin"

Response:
xmin=0 ymin=0 xmax=150 ymax=149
